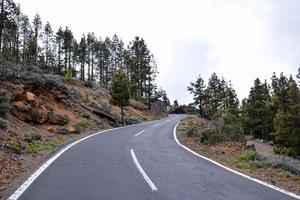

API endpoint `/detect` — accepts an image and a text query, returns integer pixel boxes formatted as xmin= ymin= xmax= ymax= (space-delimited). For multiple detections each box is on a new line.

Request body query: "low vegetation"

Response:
xmin=74 ymin=120 xmax=90 ymax=131
xmin=26 ymin=141 xmax=61 ymax=154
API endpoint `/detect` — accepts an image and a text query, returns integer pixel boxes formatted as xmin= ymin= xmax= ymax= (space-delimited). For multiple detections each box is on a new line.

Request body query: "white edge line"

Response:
xmin=130 ymin=149 xmax=158 ymax=191
xmin=153 ymin=123 xmax=160 ymax=127
xmin=8 ymin=122 xmax=148 ymax=200
xmin=173 ymin=121 xmax=300 ymax=200
xmin=134 ymin=130 xmax=145 ymax=137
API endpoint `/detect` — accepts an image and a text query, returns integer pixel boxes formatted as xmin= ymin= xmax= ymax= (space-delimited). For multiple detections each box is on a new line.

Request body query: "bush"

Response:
xmin=24 ymin=131 xmax=42 ymax=142
xmin=280 ymin=170 xmax=293 ymax=178
xmin=12 ymin=145 xmax=21 ymax=154
xmin=26 ymin=141 xmax=61 ymax=154
xmin=129 ymin=99 xmax=148 ymax=110
xmin=237 ymin=151 xmax=257 ymax=162
xmin=186 ymin=125 xmax=199 ymax=137
xmin=74 ymin=120 xmax=90 ymax=130
xmin=0 ymin=117 xmax=9 ymax=129
xmin=101 ymin=102 xmax=112 ymax=113
xmin=274 ymin=146 xmax=297 ymax=157
xmin=81 ymin=112 xmax=91 ymax=119
xmin=199 ymin=128 xmax=220 ymax=144
xmin=235 ymin=151 xmax=269 ymax=169
xmin=84 ymin=80 xmax=95 ymax=88
xmin=0 ymin=94 xmax=10 ymax=117
xmin=64 ymin=68 xmax=74 ymax=84
xmin=207 ymin=132 xmax=222 ymax=145
xmin=124 ymin=115 xmax=141 ymax=125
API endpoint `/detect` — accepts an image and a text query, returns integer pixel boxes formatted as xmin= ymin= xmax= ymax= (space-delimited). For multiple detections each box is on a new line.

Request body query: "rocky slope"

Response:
xmin=0 ymin=62 xmax=166 ymax=199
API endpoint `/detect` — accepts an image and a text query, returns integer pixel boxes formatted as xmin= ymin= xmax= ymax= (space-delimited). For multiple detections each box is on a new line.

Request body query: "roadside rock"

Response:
xmin=67 ymin=127 xmax=79 ymax=134
xmin=55 ymin=126 xmax=69 ymax=135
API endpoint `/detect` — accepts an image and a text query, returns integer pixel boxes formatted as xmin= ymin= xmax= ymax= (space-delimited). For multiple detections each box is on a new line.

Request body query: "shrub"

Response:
xmin=74 ymin=120 xmax=90 ymax=130
xmin=0 ymin=94 xmax=10 ymax=117
xmin=12 ymin=145 xmax=21 ymax=155
xmin=81 ymin=111 xmax=91 ymax=119
xmin=129 ymin=99 xmax=148 ymax=110
xmin=27 ymin=143 xmax=40 ymax=154
xmin=237 ymin=151 xmax=257 ymax=162
xmin=124 ymin=115 xmax=141 ymax=125
xmin=199 ymin=128 xmax=219 ymax=144
xmin=274 ymin=146 xmax=297 ymax=157
xmin=0 ymin=117 xmax=9 ymax=129
xmin=84 ymin=80 xmax=95 ymax=88
xmin=186 ymin=125 xmax=199 ymax=137
xmin=237 ymin=160 xmax=269 ymax=169
xmin=26 ymin=141 xmax=61 ymax=154
xmin=280 ymin=170 xmax=293 ymax=178
xmin=64 ymin=68 xmax=74 ymax=84
xmin=101 ymin=102 xmax=112 ymax=113
xmin=208 ymin=132 xmax=222 ymax=145
xmin=24 ymin=131 xmax=42 ymax=142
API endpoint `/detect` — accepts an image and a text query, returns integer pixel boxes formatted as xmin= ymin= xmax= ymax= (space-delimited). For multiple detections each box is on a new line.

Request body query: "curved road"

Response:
xmin=11 ymin=115 xmax=299 ymax=200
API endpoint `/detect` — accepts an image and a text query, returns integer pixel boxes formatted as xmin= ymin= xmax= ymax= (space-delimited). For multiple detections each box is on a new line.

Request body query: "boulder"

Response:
xmin=67 ymin=126 xmax=79 ymax=134
xmin=55 ymin=126 xmax=69 ymax=135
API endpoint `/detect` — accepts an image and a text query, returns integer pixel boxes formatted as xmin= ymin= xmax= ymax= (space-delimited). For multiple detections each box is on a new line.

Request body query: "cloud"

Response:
xmin=15 ymin=0 xmax=300 ymax=104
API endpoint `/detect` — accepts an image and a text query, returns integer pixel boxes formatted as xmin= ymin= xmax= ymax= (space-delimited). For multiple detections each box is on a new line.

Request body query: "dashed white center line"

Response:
xmin=134 ymin=130 xmax=145 ymax=137
xmin=130 ymin=149 xmax=158 ymax=191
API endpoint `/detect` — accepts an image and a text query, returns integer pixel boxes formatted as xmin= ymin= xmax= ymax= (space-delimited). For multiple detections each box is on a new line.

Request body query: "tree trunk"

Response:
xmin=121 ymin=104 xmax=124 ymax=125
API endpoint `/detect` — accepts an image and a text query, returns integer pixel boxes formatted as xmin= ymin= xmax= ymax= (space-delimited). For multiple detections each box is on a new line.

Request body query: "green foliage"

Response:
xmin=274 ymin=77 xmax=300 ymax=156
xmin=237 ymin=151 xmax=257 ymax=162
xmin=235 ymin=151 xmax=269 ymax=169
xmin=110 ymin=68 xmax=130 ymax=107
xmin=186 ymin=125 xmax=199 ymax=137
xmin=64 ymin=68 xmax=74 ymax=84
xmin=124 ymin=115 xmax=141 ymax=125
xmin=81 ymin=111 xmax=91 ymax=119
xmin=74 ymin=120 xmax=90 ymax=130
xmin=26 ymin=141 xmax=61 ymax=154
xmin=110 ymin=68 xmax=130 ymax=124
xmin=0 ymin=94 xmax=11 ymax=117
xmin=241 ymin=78 xmax=274 ymax=140
xmin=280 ymin=170 xmax=293 ymax=178
xmin=12 ymin=145 xmax=22 ymax=155
xmin=0 ymin=117 xmax=9 ymax=129
xmin=24 ymin=131 xmax=42 ymax=141
xmin=199 ymin=128 xmax=221 ymax=145
xmin=101 ymin=102 xmax=112 ymax=113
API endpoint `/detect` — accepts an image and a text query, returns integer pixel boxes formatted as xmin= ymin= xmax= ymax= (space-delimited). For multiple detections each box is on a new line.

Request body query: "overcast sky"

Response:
xmin=15 ymin=0 xmax=300 ymax=104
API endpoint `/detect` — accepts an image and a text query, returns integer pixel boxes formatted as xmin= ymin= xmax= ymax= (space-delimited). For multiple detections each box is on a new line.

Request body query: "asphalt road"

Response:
xmin=12 ymin=114 xmax=299 ymax=200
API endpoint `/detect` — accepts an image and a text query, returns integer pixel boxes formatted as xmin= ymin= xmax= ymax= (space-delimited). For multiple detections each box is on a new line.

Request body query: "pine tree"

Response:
xmin=55 ymin=27 xmax=63 ymax=70
xmin=188 ymin=75 xmax=207 ymax=117
xmin=110 ymin=68 xmax=130 ymax=125
xmin=79 ymin=35 xmax=87 ymax=81
xmin=43 ymin=21 xmax=54 ymax=67
xmin=205 ymin=73 xmax=223 ymax=119
xmin=244 ymin=78 xmax=273 ymax=139
xmin=32 ymin=13 xmax=42 ymax=64
xmin=274 ymin=76 xmax=300 ymax=156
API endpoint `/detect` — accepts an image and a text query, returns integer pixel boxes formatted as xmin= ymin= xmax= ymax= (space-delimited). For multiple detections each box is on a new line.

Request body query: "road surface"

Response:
xmin=11 ymin=115 xmax=299 ymax=200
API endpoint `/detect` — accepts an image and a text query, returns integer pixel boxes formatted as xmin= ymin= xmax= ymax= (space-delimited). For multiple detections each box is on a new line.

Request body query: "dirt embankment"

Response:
xmin=0 ymin=63 xmax=166 ymax=199
xmin=177 ymin=115 xmax=300 ymax=196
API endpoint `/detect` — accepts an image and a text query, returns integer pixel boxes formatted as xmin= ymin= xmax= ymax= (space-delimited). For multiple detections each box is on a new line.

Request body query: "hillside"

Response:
xmin=0 ymin=62 xmax=167 ymax=198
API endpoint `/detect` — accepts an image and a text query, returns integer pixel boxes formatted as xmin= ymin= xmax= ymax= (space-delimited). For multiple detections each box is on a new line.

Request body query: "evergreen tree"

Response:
xmin=55 ymin=27 xmax=63 ymax=70
xmin=43 ymin=21 xmax=54 ymax=67
xmin=188 ymin=75 xmax=207 ymax=117
xmin=274 ymin=76 xmax=300 ymax=155
xmin=244 ymin=78 xmax=273 ymax=139
xmin=78 ymin=35 xmax=87 ymax=81
xmin=110 ymin=68 xmax=130 ymax=125
xmin=32 ymin=13 xmax=42 ymax=64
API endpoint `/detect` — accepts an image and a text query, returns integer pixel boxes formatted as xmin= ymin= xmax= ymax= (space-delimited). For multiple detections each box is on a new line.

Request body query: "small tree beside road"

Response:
xmin=110 ymin=68 xmax=130 ymax=125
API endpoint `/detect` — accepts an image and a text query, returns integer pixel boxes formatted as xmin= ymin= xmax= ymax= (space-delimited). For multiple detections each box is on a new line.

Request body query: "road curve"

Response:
xmin=10 ymin=114 xmax=299 ymax=200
